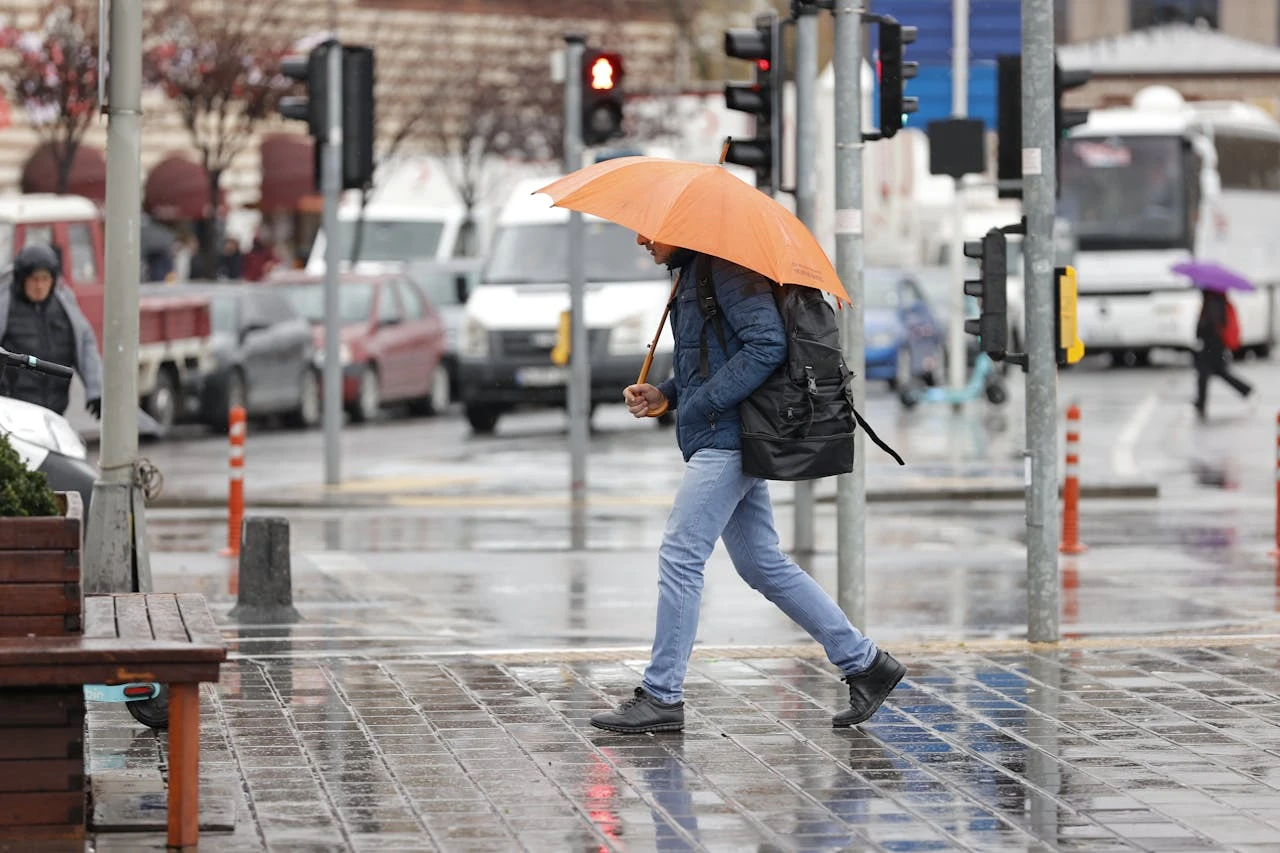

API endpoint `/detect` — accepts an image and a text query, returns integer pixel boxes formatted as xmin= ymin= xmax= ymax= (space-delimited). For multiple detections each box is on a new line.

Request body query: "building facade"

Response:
xmin=1060 ymin=0 xmax=1280 ymax=45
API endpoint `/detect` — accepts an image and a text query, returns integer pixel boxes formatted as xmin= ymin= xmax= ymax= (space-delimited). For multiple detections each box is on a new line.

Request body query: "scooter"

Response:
xmin=1 ymin=346 xmax=167 ymax=729
xmin=899 ymin=352 xmax=1009 ymax=408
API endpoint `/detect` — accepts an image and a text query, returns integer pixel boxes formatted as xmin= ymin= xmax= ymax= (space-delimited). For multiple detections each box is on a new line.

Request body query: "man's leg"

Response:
xmin=721 ymin=480 xmax=904 ymax=726
xmin=641 ymin=449 xmax=753 ymax=703
xmin=1194 ymin=350 xmax=1211 ymax=414
xmin=1217 ymin=360 xmax=1253 ymax=398
xmin=720 ymin=480 xmax=876 ymax=674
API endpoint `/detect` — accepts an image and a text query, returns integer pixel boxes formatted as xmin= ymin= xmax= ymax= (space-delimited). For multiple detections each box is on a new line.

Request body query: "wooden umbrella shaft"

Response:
xmin=637 ymin=276 xmax=680 ymax=417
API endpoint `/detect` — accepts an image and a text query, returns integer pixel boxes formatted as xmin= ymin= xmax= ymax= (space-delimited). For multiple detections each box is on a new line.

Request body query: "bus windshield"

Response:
xmin=1059 ymin=135 xmax=1192 ymax=251
xmin=483 ymin=221 xmax=666 ymax=284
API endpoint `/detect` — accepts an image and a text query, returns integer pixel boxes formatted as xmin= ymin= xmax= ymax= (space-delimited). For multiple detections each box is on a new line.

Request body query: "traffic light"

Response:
xmin=341 ymin=46 xmax=375 ymax=190
xmin=963 ymin=228 xmax=1009 ymax=358
xmin=723 ymin=13 xmax=780 ymax=193
xmin=581 ymin=50 xmax=624 ymax=146
xmin=877 ymin=16 xmax=918 ymax=139
xmin=279 ymin=42 xmax=331 ymax=138
xmin=1056 ymin=266 xmax=1086 ymax=365
xmin=1056 ymin=64 xmax=1091 ymax=139
xmin=996 ymin=55 xmax=1092 ymax=198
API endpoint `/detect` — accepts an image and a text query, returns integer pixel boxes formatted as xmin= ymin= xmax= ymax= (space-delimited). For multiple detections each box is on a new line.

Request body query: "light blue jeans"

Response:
xmin=642 ymin=448 xmax=879 ymax=704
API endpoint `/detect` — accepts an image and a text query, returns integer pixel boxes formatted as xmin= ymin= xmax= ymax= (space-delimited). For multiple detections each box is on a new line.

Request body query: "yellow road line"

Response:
xmin=388 ymin=493 xmax=676 ymax=508
xmin=300 ymin=475 xmax=484 ymax=494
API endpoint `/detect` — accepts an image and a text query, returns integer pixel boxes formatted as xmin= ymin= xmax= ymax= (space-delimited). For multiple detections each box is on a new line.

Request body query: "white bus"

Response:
xmin=1060 ymin=86 xmax=1280 ymax=364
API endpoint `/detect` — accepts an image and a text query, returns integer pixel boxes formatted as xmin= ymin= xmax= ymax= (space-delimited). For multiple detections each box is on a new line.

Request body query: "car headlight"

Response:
xmin=313 ymin=343 xmax=353 ymax=368
xmin=608 ymin=313 xmax=649 ymax=356
xmin=461 ymin=315 xmax=489 ymax=358
xmin=868 ymin=331 xmax=897 ymax=349
xmin=0 ymin=405 xmax=87 ymax=461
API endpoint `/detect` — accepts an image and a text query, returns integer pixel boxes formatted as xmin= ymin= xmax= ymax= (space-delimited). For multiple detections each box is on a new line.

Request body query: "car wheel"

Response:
xmin=144 ymin=367 xmax=179 ymax=435
xmin=348 ymin=366 xmax=380 ymax=423
xmin=466 ymin=404 xmax=502 ymax=435
xmin=287 ymin=370 xmax=321 ymax=428
xmin=409 ymin=364 xmax=451 ymax=417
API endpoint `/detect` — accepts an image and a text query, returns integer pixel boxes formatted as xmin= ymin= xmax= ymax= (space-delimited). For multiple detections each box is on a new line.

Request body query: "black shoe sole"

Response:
xmin=590 ymin=719 xmax=684 ymax=734
xmin=831 ymin=663 xmax=906 ymax=728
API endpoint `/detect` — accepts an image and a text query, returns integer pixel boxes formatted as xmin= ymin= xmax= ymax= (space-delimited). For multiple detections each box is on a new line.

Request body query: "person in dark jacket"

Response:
xmin=589 ymin=235 xmax=905 ymax=735
xmin=0 ymin=243 xmax=103 ymax=417
xmin=215 ymin=237 xmax=243 ymax=280
xmin=1193 ymin=289 xmax=1252 ymax=419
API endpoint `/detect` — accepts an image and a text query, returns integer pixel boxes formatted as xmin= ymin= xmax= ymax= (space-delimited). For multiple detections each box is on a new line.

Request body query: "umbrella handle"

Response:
xmin=637 ymin=277 xmax=679 ymax=417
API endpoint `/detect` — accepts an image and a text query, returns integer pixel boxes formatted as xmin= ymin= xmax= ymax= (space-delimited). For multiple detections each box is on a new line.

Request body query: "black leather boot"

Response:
xmin=832 ymin=650 xmax=906 ymax=727
xmin=591 ymin=687 xmax=685 ymax=734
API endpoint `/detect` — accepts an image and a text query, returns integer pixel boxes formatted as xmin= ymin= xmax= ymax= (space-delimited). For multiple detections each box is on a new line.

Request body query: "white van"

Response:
xmin=305 ymin=201 xmax=475 ymax=274
xmin=456 ymin=177 xmax=674 ymax=434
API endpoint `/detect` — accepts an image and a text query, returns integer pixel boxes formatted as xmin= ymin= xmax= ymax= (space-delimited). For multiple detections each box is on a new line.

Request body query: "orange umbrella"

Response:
xmin=535 ymin=155 xmax=848 ymax=303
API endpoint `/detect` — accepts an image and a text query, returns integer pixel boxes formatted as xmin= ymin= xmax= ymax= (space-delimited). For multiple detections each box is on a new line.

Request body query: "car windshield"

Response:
xmin=1059 ymin=134 xmax=1191 ymax=250
xmin=208 ymin=294 xmax=239 ymax=335
xmin=483 ymin=221 xmax=665 ymax=284
xmin=334 ymin=219 xmax=445 ymax=264
xmin=281 ymin=282 xmax=375 ymax=325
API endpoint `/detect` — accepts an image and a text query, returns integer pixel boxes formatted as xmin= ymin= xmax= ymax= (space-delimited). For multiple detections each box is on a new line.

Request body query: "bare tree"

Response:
xmin=0 ymin=0 xmax=99 ymax=194
xmin=142 ymin=0 xmax=293 ymax=275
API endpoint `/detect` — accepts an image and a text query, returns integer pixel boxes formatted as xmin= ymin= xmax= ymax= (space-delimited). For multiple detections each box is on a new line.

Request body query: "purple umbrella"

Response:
xmin=1170 ymin=260 xmax=1256 ymax=293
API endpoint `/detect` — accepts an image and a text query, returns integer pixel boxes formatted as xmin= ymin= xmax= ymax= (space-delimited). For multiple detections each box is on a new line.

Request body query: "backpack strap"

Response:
xmin=693 ymin=254 xmax=728 ymax=380
xmin=851 ymin=404 xmax=906 ymax=466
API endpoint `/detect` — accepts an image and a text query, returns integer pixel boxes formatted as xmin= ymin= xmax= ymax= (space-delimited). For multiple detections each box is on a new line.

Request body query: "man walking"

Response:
xmin=1193 ymin=289 xmax=1251 ymax=419
xmin=0 ymin=243 xmax=103 ymax=418
xmin=590 ymin=235 xmax=905 ymax=734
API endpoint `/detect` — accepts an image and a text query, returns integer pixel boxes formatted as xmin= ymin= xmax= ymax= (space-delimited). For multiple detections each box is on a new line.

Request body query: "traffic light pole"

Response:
xmin=563 ymin=34 xmax=589 ymax=550
xmin=322 ymin=42 xmax=344 ymax=486
xmin=947 ymin=0 xmax=970 ymax=402
xmin=1021 ymin=0 xmax=1061 ymax=642
xmin=833 ymin=3 xmax=867 ymax=630
xmin=86 ymin=0 xmax=144 ymax=595
xmin=792 ymin=3 xmax=818 ymax=559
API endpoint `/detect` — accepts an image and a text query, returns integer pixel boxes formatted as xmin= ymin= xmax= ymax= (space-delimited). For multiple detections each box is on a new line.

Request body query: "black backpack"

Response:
xmin=693 ymin=255 xmax=904 ymax=481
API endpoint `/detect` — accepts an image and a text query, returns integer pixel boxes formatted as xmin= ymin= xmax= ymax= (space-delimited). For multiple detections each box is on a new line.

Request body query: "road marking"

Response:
xmin=300 ymin=474 xmax=483 ymax=494
xmin=1112 ymin=391 xmax=1158 ymax=478
xmin=388 ymin=494 xmax=677 ymax=508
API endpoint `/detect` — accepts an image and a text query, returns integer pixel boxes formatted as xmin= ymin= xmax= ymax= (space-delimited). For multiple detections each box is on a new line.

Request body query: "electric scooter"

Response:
xmin=0 ymin=345 xmax=167 ymax=729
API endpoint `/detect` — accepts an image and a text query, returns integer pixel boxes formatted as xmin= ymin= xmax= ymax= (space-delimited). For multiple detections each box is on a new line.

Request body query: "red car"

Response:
xmin=272 ymin=273 xmax=448 ymax=421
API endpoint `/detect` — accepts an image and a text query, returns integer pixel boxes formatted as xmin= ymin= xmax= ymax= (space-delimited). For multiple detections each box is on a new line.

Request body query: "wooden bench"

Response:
xmin=0 ymin=592 xmax=226 ymax=850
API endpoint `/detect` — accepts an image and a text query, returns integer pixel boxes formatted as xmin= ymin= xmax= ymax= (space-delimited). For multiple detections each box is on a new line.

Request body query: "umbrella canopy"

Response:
xmin=1171 ymin=260 xmax=1256 ymax=293
xmin=536 ymin=156 xmax=848 ymax=303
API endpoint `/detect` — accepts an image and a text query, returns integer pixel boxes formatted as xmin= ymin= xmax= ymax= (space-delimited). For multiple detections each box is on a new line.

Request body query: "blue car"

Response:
xmin=863 ymin=269 xmax=946 ymax=390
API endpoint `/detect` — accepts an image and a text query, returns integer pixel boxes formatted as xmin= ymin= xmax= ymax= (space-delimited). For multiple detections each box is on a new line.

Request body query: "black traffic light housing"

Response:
xmin=278 ymin=42 xmax=376 ymax=191
xmin=963 ymin=228 xmax=1009 ymax=359
xmin=996 ymin=54 xmax=1092 ymax=199
xmin=877 ymin=17 xmax=918 ymax=140
xmin=723 ymin=12 xmax=781 ymax=193
xmin=581 ymin=50 xmax=625 ymax=146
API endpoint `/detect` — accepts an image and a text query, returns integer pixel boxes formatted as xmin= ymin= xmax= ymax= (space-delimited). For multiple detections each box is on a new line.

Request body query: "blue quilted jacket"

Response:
xmin=656 ymin=253 xmax=786 ymax=462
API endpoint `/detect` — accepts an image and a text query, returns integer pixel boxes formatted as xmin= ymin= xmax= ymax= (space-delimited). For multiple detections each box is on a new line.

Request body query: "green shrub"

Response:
xmin=0 ymin=430 xmax=59 ymax=517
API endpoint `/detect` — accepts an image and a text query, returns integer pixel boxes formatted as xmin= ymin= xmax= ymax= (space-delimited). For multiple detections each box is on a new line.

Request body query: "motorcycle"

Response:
xmin=1 ymin=346 xmax=166 ymax=729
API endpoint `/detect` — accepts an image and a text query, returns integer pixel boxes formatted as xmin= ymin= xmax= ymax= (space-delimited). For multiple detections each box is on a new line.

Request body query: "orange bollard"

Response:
xmin=1060 ymin=403 xmax=1087 ymax=555
xmin=220 ymin=406 xmax=246 ymax=558
xmin=1272 ymin=413 xmax=1280 ymax=558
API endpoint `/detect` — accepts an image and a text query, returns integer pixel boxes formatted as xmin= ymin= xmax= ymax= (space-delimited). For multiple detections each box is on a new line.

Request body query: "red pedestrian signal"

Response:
xmin=584 ymin=52 xmax=623 ymax=91
xmin=581 ymin=50 xmax=625 ymax=146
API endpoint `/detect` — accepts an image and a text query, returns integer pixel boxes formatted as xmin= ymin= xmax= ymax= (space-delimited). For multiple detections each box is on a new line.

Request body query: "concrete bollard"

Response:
xmin=228 ymin=517 xmax=301 ymax=623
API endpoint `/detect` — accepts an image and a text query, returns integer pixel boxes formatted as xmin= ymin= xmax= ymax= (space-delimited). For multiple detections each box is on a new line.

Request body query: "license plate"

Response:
xmin=515 ymin=366 xmax=569 ymax=387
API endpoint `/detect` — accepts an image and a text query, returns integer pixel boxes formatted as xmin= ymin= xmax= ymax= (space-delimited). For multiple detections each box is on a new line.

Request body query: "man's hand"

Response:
xmin=86 ymin=398 xmax=101 ymax=419
xmin=623 ymin=383 xmax=666 ymax=419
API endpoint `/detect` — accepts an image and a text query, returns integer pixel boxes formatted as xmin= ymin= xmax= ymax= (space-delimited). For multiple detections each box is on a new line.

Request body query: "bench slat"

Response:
xmin=113 ymin=595 xmax=153 ymax=641
xmin=176 ymin=594 xmax=221 ymax=645
xmin=0 ymin=662 xmax=221 ymax=688
xmin=144 ymin=594 xmax=189 ymax=643
xmin=81 ymin=597 xmax=116 ymax=639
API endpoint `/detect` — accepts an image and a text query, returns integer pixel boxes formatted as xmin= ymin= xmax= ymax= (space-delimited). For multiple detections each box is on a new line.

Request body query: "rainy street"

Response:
xmin=74 ymin=354 xmax=1280 ymax=852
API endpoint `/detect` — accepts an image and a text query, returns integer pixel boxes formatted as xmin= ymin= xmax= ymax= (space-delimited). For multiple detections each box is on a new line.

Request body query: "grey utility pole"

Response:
xmin=946 ymin=0 xmax=970 ymax=398
xmin=563 ymin=34 xmax=589 ymax=550
xmin=833 ymin=2 xmax=867 ymax=629
xmin=85 ymin=0 xmax=143 ymax=594
xmin=1021 ymin=0 xmax=1061 ymax=642
xmin=792 ymin=2 xmax=819 ymax=559
xmin=322 ymin=42 xmax=344 ymax=485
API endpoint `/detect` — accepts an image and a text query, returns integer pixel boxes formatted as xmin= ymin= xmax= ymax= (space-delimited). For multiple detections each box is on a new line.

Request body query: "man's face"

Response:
xmin=636 ymin=234 xmax=680 ymax=266
xmin=22 ymin=269 xmax=54 ymax=303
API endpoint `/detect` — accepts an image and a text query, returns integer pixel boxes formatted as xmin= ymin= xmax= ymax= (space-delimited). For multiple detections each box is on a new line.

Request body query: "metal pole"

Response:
xmin=947 ymin=0 xmax=970 ymax=398
xmin=1022 ymin=0 xmax=1060 ymax=642
xmin=85 ymin=0 xmax=142 ymax=594
xmin=563 ymin=34 xmax=588 ymax=550
xmin=322 ymin=41 xmax=344 ymax=486
xmin=792 ymin=3 xmax=819 ymax=559
xmin=834 ymin=2 xmax=866 ymax=629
